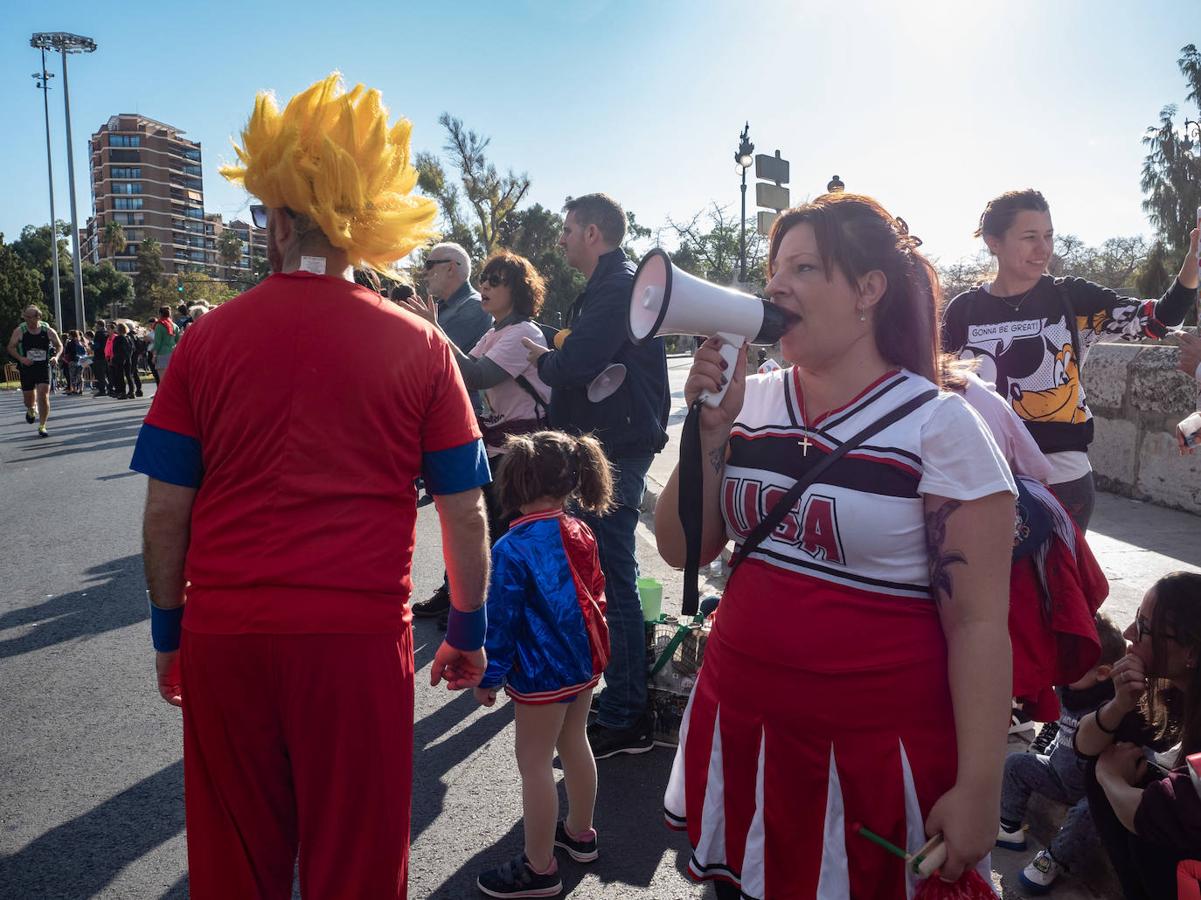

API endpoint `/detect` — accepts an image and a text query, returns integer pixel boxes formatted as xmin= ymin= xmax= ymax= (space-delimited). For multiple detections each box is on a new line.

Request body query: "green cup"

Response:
xmin=637 ymin=577 xmax=663 ymax=622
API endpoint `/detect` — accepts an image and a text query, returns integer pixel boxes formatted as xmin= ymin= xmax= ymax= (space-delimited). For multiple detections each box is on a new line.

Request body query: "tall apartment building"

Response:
xmin=89 ymin=114 xmax=208 ymax=278
xmin=89 ymin=114 xmax=268 ymax=288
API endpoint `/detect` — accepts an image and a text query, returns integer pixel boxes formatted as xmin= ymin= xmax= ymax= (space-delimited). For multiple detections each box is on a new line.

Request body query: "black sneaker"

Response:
xmin=37 ymin=427 xmax=48 ymax=439
xmin=437 ymin=610 xmax=448 ymax=632
xmin=587 ymin=717 xmax=653 ymax=759
xmin=554 ymin=821 xmax=598 ymax=863
xmin=411 ymin=585 xmax=451 ymax=618
xmin=476 ymin=854 xmax=561 ymax=898
xmin=1030 ymin=721 xmax=1060 ymax=755
xmin=25 ymin=410 xmax=36 ymax=424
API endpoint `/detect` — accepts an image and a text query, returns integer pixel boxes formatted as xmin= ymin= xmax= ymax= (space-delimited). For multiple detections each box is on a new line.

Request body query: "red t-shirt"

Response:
xmin=131 ymin=272 xmax=488 ymax=634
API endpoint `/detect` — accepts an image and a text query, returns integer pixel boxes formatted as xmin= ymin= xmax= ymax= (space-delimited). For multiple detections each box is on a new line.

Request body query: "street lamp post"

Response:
xmin=31 ymin=32 xmax=96 ymax=331
xmin=734 ymin=123 xmax=754 ymax=285
xmin=32 ymin=52 xmax=62 ymax=330
xmin=827 ymin=174 xmax=845 ymax=193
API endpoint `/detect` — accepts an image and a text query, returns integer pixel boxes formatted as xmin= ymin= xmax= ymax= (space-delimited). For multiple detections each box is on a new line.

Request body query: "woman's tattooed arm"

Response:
xmin=706 ymin=446 xmax=726 ymax=475
xmin=925 ymin=499 xmax=966 ymax=605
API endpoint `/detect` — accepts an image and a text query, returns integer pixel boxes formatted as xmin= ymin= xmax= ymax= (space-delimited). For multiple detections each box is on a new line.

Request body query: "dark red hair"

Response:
xmin=768 ymin=192 xmax=942 ymax=384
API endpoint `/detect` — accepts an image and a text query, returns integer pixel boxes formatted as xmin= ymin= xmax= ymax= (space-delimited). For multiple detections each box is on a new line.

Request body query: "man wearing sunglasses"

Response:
xmin=409 ymin=243 xmax=492 ymax=623
xmin=131 ymin=77 xmax=486 ymax=899
xmin=421 ymin=243 xmax=491 ymax=408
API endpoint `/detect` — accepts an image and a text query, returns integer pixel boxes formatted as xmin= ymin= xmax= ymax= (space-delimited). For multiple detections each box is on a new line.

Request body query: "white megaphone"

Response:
xmin=628 ymin=248 xmax=796 ymax=407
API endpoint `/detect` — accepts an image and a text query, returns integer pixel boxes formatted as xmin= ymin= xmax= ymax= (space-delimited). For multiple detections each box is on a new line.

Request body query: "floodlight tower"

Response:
xmin=31 ymin=32 xmax=97 ymax=330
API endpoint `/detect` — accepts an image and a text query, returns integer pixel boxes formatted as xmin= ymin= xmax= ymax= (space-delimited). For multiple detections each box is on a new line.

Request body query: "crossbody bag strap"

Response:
xmin=727 ymin=389 xmax=939 ymax=572
xmin=513 ymin=374 xmax=549 ymax=421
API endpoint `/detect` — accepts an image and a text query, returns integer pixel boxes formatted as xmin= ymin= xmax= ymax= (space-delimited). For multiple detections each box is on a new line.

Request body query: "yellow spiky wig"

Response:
xmin=219 ymin=73 xmax=437 ymax=271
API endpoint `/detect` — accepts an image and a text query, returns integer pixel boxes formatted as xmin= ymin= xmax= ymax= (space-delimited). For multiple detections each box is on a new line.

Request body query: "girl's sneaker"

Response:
xmin=477 ymin=854 xmax=562 ymax=898
xmin=1019 ymin=850 xmax=1064 ymax=894
xmin=554 ymin=821 xmax=598 ymax=862
xmin=996 ymin=822 xmax=1026 ymax=851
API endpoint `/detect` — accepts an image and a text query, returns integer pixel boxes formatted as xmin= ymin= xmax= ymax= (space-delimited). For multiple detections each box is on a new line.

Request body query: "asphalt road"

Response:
xmin=3 ymin=364 xmax=1198 ymax=899
xmin=0 ymin=384 xmax=710 ymax=900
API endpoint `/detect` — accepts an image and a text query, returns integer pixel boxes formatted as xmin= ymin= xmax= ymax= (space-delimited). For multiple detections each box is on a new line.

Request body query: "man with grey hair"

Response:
xmin=411 ymin=242 xmax=492 ymax=622
xmin=422 ymin=243 xmax=490 ymax=378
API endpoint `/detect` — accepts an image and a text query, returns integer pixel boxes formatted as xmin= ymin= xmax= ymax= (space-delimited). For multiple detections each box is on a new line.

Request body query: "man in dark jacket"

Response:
xmin=526 ymin=192 xmax=669 ymax=758
xmin=92 ymin=320 xmax=109 ymax=396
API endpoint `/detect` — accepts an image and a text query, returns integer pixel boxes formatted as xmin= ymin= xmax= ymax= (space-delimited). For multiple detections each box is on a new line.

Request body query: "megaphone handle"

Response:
xmin=699 ymin=333 xmax=745 ymax=409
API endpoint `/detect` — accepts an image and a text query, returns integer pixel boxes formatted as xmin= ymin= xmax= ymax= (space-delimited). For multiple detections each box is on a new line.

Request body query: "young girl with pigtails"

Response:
xmin=472 ymin=430 xmax=614 ymax=899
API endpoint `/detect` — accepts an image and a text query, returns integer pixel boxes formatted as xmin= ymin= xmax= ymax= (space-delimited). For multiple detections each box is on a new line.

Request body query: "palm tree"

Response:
xmin=103 ymin=219 xmax=126 ymax=259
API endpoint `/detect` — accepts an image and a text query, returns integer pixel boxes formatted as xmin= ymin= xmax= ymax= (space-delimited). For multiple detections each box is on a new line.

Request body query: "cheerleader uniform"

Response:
xmin=480 ymin=510 xmax=610 ymax=703
xmin=663 ymin=368 xmax=1016 ymax=899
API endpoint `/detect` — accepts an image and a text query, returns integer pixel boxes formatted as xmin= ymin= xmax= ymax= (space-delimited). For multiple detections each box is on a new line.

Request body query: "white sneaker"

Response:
xmin=1009 ymin=711 xmax=1036 ymax=737
xmin=996 ymin=823 xmax=1026 ymax=851
xmin=1019 ymin=850 xmax=1063 ymax=894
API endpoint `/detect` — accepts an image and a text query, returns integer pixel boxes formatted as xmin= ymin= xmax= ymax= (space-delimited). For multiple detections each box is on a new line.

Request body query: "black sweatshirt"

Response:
xmin=942 ymin=276 xmax=1197 ymax=454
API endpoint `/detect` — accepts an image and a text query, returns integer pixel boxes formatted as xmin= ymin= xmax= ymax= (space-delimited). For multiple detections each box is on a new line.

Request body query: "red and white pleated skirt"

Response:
xmin=663 ymin=561 xmax=993 ymax=899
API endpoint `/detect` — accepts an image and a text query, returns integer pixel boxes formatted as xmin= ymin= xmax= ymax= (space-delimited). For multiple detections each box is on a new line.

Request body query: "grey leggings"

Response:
xmin=1051 ymin=471 xmax=1095 ymax=532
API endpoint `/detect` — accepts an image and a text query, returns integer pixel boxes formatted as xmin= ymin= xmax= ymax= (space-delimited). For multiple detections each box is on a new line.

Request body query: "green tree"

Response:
xmin=102 ymin=220 xmax=126 ymax=258
xmin=1140 ymin=44 xmax=1201 ymax=259
xmin=180 ymin=271 xmax=235 ymax=306
xmin=82 ymin=261 xmax=135 ymax=322
xmin=216 ymin=227 xmax=244 ymax=285
xmin=1050 ymin=234 xmax=1148 ymax=293
xmin=0 ymin=234 xmax=46 ymax=351
xmin=666 ymin=204 xmax=769 ymax=290
xmin=496 ymin=203 xmax=585 ymax=326
xmin=417 ymin=114 xmax=531 ymax=256
xmin=1135 ymin=240 xmax=1174 ymax=298
xmin=251 ymin=254 xmax=272 ymax=285
xmin=11 ymin=222 xmax=72 ymax=325
xmin=133 ymin=237 xmax=166 ymax=315
xmin=936 ymin=252 xmax=994 ymax=300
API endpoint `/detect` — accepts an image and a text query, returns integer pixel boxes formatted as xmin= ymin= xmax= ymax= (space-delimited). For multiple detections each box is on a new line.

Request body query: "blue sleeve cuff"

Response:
xmin=422 ymin=439 xmax=491 ymax=495
xmin=130 ymin=423 xmax=204 ymax=487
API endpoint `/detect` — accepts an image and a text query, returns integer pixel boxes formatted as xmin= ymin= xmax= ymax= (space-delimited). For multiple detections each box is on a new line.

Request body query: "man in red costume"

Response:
xmin=131 ymin=74 xmax=492 ymax=898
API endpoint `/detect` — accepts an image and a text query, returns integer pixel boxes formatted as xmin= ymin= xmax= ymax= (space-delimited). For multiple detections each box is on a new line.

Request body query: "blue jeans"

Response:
xmin=578 ymin=455 xmax=652 ymax=730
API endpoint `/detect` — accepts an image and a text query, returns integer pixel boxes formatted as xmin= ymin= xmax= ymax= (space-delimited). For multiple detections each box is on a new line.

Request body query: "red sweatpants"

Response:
xmin=181 ymin=629 xmax=414 ymax=899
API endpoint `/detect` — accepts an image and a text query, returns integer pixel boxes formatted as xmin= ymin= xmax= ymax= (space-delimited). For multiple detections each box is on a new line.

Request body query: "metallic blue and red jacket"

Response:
xmin=480 ymin=510 xmax=609 ymax=703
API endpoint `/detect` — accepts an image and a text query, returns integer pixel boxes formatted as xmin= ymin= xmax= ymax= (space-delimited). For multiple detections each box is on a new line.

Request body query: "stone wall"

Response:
xmin=1086 ymin=332 xmax=1201 ymax=515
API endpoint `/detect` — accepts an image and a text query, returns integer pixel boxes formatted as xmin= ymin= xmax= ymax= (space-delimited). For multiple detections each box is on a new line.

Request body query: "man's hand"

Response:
xmin=1178 ymin=332 xmax=1201 ymax=378
xmin=473 ymin=686 xmax=497 ymax=707
xmin=1097 ymin=742 xmax=1148 ymax=787
xmin=398 ymin=293 xmax=439 ymax=327
xmin=430 ymin=641 xmax=486 ymax=690
xmin=156 ymin=650 xmax=182 ymax=707
xmin=522 ymin=337 xmax=550 ymax=366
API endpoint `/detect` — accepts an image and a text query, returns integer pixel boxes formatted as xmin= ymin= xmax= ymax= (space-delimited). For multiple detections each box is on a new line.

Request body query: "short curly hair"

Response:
xmin=479 ymin=251 xmax=546 ymax=318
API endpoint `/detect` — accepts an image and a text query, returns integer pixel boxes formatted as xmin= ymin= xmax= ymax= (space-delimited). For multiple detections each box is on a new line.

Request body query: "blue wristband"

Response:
xmin=445 ymin=605 xmax=487 ymax=651
xmin=149 ymin=598 xmax=184 ymax=652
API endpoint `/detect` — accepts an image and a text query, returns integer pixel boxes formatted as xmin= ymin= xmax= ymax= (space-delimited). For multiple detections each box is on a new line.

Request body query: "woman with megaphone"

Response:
xmin=655 ymin=193 xmax=1017 ymax=898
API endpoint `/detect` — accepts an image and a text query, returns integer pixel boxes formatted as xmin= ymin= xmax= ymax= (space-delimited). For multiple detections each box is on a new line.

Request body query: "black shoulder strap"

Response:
xmin=514 ymin=374 xmax=549 ymax=421
xmin=727 ymin=389 xmax=939 ymax=572
xmin=1053 ymin=277 xmax=1083 ymax=366
xmin=677 ymin=387 xmax=938 ymax=617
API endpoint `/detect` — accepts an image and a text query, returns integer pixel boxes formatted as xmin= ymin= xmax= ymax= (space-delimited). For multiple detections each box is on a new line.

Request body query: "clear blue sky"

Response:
xmin=3 ymin=0 xmax=1198 ymax=266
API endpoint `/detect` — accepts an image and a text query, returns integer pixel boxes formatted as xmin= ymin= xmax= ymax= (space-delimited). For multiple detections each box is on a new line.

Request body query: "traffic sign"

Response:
xmin=755 ymin=183 xmax=790 ymax=212
xmin=757 ymin=211 xmax=779 ymax=236
xmin=754 ymin=152 xmax=789 ymax=185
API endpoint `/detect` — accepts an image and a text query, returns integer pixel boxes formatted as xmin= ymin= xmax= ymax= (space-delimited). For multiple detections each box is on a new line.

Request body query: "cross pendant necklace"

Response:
xmin=799 ymin=381 xmax=812 ymax=456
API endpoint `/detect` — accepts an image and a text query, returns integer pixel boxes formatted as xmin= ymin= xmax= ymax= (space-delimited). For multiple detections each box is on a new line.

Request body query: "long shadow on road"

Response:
xmin=422 ymin=747 xmax=697 ymax=898
xmin=0 ymin=760 xmax=183 ymax=900
xmin=0 ymin=554 xmax=145 ymax=660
